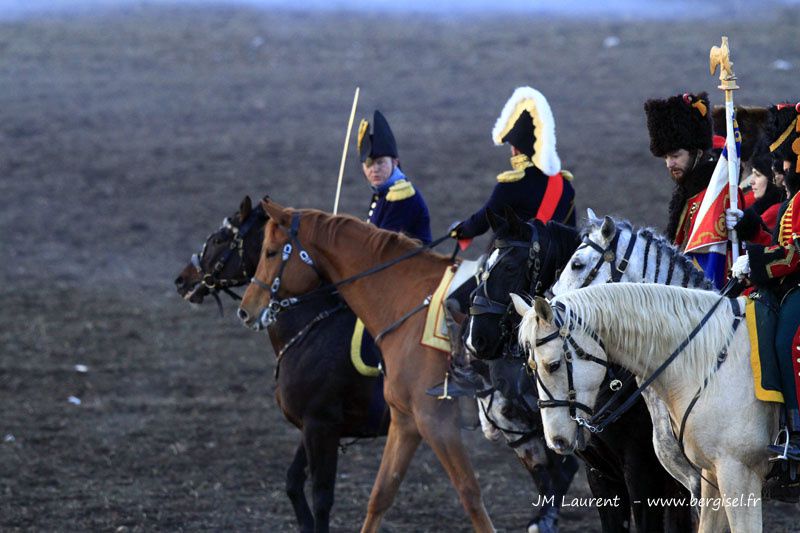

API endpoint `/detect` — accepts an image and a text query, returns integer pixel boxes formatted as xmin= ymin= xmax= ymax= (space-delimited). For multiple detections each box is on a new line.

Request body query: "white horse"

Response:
xmin=551 ymin=211 xmax=711 ymax=497
xmin=513 ymin=283 xmax=779 ymax=533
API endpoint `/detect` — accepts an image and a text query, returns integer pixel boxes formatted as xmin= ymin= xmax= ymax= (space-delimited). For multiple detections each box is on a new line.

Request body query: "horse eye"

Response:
xmin=571 ymin=259 xmax=584 ymax=270
xmin=266 ymin=250 xmax=278 ymax=258
xmin=546 ymin=360 xmax=561 ymax=373
xmin=501 ymin=404 xmax=514 ymax=418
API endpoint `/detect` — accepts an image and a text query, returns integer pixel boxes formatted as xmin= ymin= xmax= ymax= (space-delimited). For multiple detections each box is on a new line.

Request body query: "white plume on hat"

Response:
xmin=492 ymin=86 xmax=561 ymax=176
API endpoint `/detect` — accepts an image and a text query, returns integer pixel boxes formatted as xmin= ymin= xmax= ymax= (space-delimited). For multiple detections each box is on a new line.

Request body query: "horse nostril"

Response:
xmin=552 ymin=436 xmax=568 ymax=451
xmin=237 ymin=308 xmax=249 ymax=323
xmin=174 ymin=276 xmax=184 ymax=288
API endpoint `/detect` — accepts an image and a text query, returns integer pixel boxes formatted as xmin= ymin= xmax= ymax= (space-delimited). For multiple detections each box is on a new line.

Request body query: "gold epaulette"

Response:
xmin=561 ymin=170 xmax=574 ymax=181
xmin=496 ymin=169 xmax=526 ymax=183
xmin=386 ymin=179 xmax=416 ymax=201
xmin=497 ymin=153 xmax=535 ymax=183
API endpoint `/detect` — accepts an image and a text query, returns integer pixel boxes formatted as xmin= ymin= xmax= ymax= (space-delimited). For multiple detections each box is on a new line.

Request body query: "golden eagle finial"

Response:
xmin=710 ymin=36 xmax=738 ymax=90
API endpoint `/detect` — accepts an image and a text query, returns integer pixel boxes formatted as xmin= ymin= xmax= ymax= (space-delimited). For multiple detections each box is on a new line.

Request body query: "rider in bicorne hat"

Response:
xmin=451 ymin=86 xmax=576 ymax=240
xmin=358 ymin=110 xmax=432 ymax=244
xmin=447 ymin=87 xmax=576 ymax=384
xmin=732 ymin=102 xmax=800 ymax=467
xmin=644 ymin=92 xmax=718 ymax=248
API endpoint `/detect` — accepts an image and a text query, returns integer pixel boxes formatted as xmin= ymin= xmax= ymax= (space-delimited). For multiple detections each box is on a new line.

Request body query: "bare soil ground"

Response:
xmin=1 ymin=4 xmax=799 ymax=531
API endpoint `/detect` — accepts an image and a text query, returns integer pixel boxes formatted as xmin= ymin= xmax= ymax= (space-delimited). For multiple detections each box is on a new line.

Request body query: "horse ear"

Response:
xmin=586 ymin=208 xmax=601 ymax=225
xmin=600 ymin=215 xmax=616 ymax=241
xmin=486 ymin=208 xmax=506 ymax=233
xmin=504 ymin=206 xmax=522 ymax=234
xmin=533 ymin=296 xmax=554 ymax=325
xmin=262 ymin=198 xmax=290 ymax=227
xmin=240 ymin=196 xmax=252 ymax=220
xmin=510 ymin=293 xmax=531 ymax=317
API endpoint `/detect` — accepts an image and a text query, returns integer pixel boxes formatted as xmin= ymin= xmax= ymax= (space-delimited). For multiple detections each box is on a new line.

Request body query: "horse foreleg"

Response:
xmin=527 ymin=451 xmax=578 ymax=533
xmin=697 ymin=471 xmax=727 ymax=533
xmin=417 ymin=412 xmax=494 ymax=532
xmin=286 ymin=440 xmax=314 ymax=532
xmin=584 ymin=465 xmax=631 ymax=533
xmin=716 ymin=461 xmax=763 ymax=533
xmin=361 ymin=411 xmax=421 ymax=533
xmin=303 ymin=421 xmax=341 ymax=533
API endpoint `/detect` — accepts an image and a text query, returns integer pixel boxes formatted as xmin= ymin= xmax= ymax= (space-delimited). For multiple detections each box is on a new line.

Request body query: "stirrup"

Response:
xmin=769 ymin=427 xmax=791 ymax=462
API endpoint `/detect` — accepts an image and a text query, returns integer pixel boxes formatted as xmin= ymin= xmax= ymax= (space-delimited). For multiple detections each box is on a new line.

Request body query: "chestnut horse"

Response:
xmin=239 ymin=199 xmax=494 ymax=532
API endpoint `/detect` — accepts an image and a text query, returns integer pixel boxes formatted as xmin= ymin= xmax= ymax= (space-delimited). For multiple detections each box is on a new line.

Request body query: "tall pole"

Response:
xmin=333 ymin=87 xmax=360 ymax=215
xmin=710 ymin=36 xmax=740 ymax=261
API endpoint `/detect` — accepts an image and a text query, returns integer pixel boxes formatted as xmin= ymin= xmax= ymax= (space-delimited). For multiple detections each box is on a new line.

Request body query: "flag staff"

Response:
xmin=710 ymin=36 xmax=740 ymax=261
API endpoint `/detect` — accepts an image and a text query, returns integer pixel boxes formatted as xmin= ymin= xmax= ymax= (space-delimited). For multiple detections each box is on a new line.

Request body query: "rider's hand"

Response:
xmin=725 ymin=208 xmax=744 ymax=231
xmin=448 ymin=221 xmax=463 ymax=239
xmin=731 ymin=254 xmax=750 ymax=279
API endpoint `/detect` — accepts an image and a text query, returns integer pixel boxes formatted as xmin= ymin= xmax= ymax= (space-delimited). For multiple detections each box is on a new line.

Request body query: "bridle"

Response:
xmin=248 ymin=212 xmax=326 ymax=327
xmin=531 ymin=302 xmax=622 ymax=432
xmin=531 ymin=295 xmax=741 ymax=437
xmin=469 ymin=221 xmax=546 ymax=359
xmin=577 ymin=220 xmax=637 ymax=288
xmin=247 ymin=211 xmax=450 ymax=332
xmin=194 ymin=208 xmax=265 ymax=300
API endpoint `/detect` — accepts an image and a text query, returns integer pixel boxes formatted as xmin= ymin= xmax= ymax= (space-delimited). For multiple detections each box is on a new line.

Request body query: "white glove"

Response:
xmin=731 ymin=254 xmax=750 ymax=279
xmin=725 ymin=208 xmax=744 ymax=231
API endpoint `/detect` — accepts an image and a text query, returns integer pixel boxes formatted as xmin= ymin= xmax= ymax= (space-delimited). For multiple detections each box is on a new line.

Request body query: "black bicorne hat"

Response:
xmin=644 ymin=92 xmax=713 ymax=157
xmin=492 ymin=86 xmax=561 ymax=176
xmin=766 ymin=102 xmax=800 ymax=166
xmin=357 ymin=110 xmax=399 ymax=163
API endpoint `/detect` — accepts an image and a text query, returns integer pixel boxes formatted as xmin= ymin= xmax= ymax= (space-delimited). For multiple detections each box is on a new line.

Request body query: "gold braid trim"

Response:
xmin=769 ymin=117 xmax=797 ymax=153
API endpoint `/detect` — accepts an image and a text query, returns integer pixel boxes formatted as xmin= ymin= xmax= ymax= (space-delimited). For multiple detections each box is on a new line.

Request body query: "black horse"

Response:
xmin=465 ymin=209 xmax=693 ymax=533
xmin=175 ymin=196 xmax=388 ymax=533
xmin=174 ymin=197 xmax=573 ymax=532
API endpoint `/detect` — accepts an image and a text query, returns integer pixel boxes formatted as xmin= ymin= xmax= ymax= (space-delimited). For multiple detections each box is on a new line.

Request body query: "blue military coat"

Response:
xmin=367 ymin=167 xmax=432 ymax=244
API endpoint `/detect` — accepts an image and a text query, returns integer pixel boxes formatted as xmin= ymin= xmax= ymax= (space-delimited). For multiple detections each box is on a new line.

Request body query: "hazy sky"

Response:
xmin=2 ymin=0 xmax=798 ymax=20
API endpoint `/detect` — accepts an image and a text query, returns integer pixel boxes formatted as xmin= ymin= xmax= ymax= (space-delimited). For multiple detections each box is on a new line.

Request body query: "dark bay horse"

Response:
xmin=465 ymin=210 xmax=693 ymax=532
xmin=238 ymin=199 xmax=495 ymax=532
xmin=174 ymin=196 xmax=388 ymax=533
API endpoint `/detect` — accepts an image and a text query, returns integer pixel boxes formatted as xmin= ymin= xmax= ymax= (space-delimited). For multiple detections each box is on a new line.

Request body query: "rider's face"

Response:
xmin=664 ymin=149 xmax=697 ymax=184
xmin=363 ymin=156 xmax=396 ymax=187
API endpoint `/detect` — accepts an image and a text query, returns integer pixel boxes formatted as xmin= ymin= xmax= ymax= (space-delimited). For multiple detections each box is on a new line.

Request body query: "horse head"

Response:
xmin=238 ymin=199 xmax=324 ymax=330
xmin=466 ymin=208 xmax=579 ymax=360
xmin=174 ymin=195 xmax=267 ymax=304
xmin=513 ymin=294 xmax=607 ymax=455
xmin=552 ymin=208 xmax=713 ymax=295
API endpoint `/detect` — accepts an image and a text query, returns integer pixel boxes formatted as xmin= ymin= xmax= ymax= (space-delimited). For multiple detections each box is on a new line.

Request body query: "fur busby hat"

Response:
xmin=711 ymin=105 xmax=768 ymax=162
xmin=492 ymin=86 xmax=561 ymax=176
xmin=644 ymin=92 xmax=713 ymax=157
xmin=357 ymin=110 xmax=398 ymax=163
xmin=766 ymin=102 xmax=800 ymax=168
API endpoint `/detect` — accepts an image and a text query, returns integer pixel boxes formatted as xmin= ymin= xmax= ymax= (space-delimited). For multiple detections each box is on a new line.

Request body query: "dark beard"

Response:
xmin=665 ymin=155 xmax=716 ymax=242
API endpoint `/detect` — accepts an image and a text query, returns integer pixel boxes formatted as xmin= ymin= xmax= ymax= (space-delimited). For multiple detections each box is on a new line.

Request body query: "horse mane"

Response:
xmin=589 ymin=215 xmax=714 ymax=291
xmin=295 ymin=209 xmax=448 ymax=261
xmin=543 ymin=283 xmax=737 ymax=391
